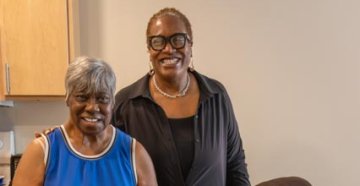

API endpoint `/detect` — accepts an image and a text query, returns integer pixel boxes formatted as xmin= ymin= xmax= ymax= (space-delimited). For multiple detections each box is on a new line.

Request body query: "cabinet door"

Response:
xmin=1 ymin=0 xmax=70 ymax=96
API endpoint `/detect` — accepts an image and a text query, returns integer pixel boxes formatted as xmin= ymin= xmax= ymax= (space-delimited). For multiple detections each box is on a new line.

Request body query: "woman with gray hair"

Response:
xmin=12 ymin=57 xmax=157 ymax=186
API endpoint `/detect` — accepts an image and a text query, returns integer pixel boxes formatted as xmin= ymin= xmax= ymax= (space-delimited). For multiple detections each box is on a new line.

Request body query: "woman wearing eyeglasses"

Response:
xmin=113 ymin=7 xmax=250 ymax=186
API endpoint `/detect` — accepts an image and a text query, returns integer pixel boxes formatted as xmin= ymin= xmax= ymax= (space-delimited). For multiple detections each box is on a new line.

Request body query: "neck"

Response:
xmin=63 ymin=123 xmax=113 ymax=154
xmin=153 ymin=73 xmax=190 ymax=99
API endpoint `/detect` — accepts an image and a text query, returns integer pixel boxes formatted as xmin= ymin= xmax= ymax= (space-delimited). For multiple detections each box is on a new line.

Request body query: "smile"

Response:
xmin=83 ymin=117 xmax=100 ymax=122
xmin=160 ymin=58 xmax=180 ymax=65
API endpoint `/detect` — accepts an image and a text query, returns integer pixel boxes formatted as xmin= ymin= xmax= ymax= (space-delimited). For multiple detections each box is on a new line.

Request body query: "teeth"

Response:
xmin=162 ymin=58 xmax=178 ymax=65
xmin=84 ymin=118 xmax=98 ymax=122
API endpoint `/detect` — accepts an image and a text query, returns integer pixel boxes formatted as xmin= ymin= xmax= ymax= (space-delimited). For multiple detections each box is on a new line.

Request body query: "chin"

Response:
xmin=80 ymin=123 xmax=106 ymax=135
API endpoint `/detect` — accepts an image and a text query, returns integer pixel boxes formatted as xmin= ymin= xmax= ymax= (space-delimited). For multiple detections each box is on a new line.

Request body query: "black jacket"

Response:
xmin=113 ymin=71 xmax=250 ymax=186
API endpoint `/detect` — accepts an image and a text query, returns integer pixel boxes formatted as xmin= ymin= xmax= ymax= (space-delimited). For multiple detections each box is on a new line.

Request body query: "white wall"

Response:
xmin=1 ymin=0 xmax=359 ymax=185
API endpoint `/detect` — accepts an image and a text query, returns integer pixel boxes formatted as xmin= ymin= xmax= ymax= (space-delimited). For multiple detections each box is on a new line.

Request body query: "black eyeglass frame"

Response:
xmin=147 ymin=33 xmax=192 ymax=51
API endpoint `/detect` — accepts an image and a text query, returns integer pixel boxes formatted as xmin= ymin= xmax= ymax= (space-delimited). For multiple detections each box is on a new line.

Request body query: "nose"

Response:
xmin=86 ymin=98 xmax=100 ymax=112
xmin=162 ymin=41 xmax=175 ymax=53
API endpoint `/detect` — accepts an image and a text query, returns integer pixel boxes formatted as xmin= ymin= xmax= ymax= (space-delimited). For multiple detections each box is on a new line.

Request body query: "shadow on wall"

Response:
xmin=79 ymin=0 xmax=102 ymax=56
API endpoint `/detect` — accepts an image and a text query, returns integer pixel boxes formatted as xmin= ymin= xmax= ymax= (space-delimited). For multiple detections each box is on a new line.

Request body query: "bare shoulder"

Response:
xmin=134 ymin=140 xmax=158 ymax=186
xmin=12 ymin=138 xmax=46 ymax=186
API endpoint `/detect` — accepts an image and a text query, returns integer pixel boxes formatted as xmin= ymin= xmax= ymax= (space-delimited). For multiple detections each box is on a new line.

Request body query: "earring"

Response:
xmin=189 ymin=57 xmax=195 ymax=71
xmin=148 ymin=61 xmax=154 ymax=75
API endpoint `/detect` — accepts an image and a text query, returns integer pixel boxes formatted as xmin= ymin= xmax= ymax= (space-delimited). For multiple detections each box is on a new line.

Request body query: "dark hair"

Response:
xmin=146 ymin=7 xmax=193 ymax=41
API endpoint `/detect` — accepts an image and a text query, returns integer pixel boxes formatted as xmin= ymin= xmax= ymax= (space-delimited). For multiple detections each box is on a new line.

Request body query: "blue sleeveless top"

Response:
xmin=43 ymin=125 xmax=136 ymax=186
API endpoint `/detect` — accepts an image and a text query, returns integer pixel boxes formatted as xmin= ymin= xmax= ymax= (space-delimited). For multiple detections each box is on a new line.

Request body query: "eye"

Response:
xmin=151 ymin=37 xmax=165 ymax=48
xmin=74 ymin=94 xmax=88 ymax=102
xmin=97 ymin=95 xmax=111 ymax=104
xmin=171 ymin=35 xmax=185 ymax=47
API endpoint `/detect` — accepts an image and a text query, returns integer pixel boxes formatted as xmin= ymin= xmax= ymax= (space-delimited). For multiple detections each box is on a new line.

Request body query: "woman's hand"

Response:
xmin=34 ymin=126 xmax=59 ymax=138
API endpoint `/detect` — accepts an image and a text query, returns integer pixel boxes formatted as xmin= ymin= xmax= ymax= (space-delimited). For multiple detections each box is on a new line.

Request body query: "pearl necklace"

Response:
xmin=153 ymin=73 xmax=190 ymax=99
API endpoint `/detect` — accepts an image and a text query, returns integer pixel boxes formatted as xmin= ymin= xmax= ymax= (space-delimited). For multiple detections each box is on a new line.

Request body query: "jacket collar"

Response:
xmin=127 ymin=70 xmax=221 ymax=100
xmin=127 ymin=74 xmax=152 ymax=99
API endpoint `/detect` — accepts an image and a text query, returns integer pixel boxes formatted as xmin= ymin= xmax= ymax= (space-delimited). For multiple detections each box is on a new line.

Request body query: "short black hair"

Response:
xmin=146 ymin=7 xmax=193 ymax=41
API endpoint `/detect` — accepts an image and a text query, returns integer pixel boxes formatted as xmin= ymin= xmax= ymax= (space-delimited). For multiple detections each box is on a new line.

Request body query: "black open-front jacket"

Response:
xmin=113 ymin=71 xmax=250 ymax=186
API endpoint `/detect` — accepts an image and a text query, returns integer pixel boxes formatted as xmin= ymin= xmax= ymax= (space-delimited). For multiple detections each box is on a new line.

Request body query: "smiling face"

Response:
xmin=64 ymin=57 xmax=116 ymax=136
xmin=67 ymin=89 xmax=113 ymax=135
xmin=147 ymin=15 xmax=193 ymax=79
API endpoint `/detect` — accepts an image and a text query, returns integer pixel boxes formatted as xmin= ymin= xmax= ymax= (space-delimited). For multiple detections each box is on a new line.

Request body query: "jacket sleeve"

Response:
xmin=111 ymin=93 xmax=126 ymax=131
xmin=224 ymin=91 xmax=251 ymax=186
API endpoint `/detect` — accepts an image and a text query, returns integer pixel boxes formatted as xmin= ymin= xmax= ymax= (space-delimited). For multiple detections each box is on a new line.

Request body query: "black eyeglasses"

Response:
xmin=147 ymin=33 xmax=191 ymax=51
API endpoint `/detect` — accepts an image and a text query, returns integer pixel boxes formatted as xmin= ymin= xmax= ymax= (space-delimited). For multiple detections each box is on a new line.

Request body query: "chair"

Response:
xmin=256 ymin=176 xmax=312 ymax=186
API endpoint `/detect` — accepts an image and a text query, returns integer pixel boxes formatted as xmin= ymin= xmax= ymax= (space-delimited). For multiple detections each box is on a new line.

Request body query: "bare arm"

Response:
xmin=135 ymin=141 xmax=158 ymax=186
xmin=12 ymin=138 xmax=45 ymax=186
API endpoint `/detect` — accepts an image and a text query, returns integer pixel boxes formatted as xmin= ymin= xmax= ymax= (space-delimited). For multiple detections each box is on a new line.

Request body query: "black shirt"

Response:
xmin=168 ymin=116 xmax=195 ymax=180
xmin=113 ymin=71 xmax=250 ymax=186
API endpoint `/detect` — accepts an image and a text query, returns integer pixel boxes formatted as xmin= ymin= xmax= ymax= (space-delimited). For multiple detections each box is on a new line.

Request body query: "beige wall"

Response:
xmin=1 ymin=0 xmax=359 ymax=185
